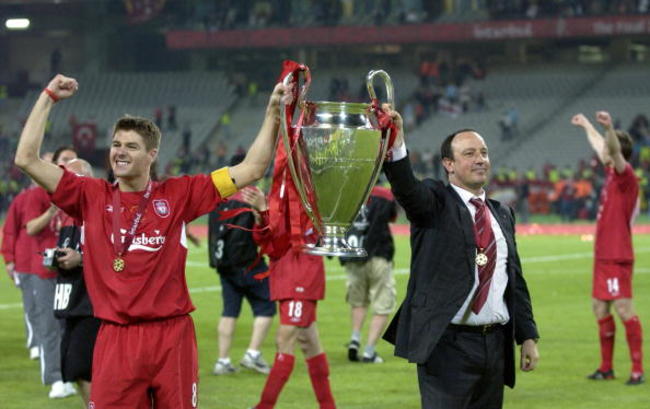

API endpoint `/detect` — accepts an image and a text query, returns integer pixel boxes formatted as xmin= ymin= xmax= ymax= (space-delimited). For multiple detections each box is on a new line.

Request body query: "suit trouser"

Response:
xmin=33 ymin=276 xmax=64 ymax=385
xmin=15 ymin=272 xmax=39 ymax=350
xmin=417 ymin=326 xmax=505 ymax=409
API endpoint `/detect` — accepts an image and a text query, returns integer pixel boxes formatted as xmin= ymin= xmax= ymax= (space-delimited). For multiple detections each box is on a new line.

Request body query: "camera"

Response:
xmin=42 ymin=248 xmax=66 ymax=270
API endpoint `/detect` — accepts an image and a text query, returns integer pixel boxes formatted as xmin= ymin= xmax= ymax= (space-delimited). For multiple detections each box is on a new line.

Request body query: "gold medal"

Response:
xmin=475 ymin=252 xmax=488 ymax=267
xmin=113 ymin=257 xmax=125 ymax=272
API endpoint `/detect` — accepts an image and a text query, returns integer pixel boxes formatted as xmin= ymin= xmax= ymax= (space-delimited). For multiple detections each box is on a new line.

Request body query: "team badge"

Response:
xmin=153 ymin=199 xmax=171 ymax=218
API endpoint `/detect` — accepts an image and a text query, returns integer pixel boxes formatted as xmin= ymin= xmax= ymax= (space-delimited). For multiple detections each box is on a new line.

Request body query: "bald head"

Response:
xmin=65 ymin=158 xmax=94 ymax=177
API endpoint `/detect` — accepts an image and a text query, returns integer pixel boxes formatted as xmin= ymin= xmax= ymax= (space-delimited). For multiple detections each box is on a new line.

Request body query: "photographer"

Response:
xmin=52 ymin=158 xmax=100 ymax=408
xmin=26 ymin=146 xmax=77 ymax=399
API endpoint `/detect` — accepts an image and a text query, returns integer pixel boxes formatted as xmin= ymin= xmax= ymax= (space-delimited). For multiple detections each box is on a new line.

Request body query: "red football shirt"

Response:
xmin=51 ymin=170 xmax=223 ymax=324
xmin=24 ymin=186 xmax=59 ymax=279
xmin=254 ymin=216 xmax=325 ymax=301
xmin=268 ymin=249 xmax=325 ymax=301
xmin=595 ymin=163 xmax=639 ymax=262
xmin=2 ymin=188 xmax=30 ymax=271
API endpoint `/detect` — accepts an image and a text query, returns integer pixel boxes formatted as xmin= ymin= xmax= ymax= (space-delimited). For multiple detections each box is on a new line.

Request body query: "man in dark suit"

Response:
xmin=382 ymin=108 xmax=540 ymax=409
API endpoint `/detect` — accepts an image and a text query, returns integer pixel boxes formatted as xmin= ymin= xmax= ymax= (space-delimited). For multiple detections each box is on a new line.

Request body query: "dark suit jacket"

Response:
xmin=383 ymin=157 xmax=539 ymax=388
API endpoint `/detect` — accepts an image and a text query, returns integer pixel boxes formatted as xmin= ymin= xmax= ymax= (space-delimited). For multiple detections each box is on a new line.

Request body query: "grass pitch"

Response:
xmin=0 ymin=233 xmax=648 ymax=408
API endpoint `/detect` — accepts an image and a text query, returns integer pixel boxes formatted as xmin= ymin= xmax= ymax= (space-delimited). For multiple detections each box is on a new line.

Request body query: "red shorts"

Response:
xmin=89 ymin=315 xmax=199 ymax=409
xmin=278 ymin=299 xmax=317 ymax=327
xmin=593 ymin=260 xmax=633 ymax=300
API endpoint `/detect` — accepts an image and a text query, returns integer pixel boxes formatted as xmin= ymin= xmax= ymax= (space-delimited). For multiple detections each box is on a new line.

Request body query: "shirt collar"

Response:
xmin=450 ymin=183 xmax=486 ymax=207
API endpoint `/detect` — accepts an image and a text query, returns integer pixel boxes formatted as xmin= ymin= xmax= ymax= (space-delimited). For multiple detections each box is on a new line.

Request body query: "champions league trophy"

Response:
xmin=280 ymin=66 xmax=394 ymax=257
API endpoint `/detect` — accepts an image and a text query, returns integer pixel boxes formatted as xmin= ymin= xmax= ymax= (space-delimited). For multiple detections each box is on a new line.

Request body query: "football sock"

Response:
xmin=256 ymin=353 xmax=295 ymax=409
xmin=363 ymin=345 xmax=376 ymax=358
xmin=306 ymin=353 xmax=336 ymax=409
xmin=597 ymin=315 xmax=616 ymax=372
xmin=623 ymin=316 xmax=644 ymax=374
xmin=246 ymin=349 xmax=261 ymax=359
xmin=350 ymin=331 xmax=361 ymax=343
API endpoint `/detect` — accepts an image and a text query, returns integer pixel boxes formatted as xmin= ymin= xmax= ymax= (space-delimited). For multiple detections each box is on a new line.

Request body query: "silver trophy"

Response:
xmin=280 ymin=66 xmax=394 ymax=257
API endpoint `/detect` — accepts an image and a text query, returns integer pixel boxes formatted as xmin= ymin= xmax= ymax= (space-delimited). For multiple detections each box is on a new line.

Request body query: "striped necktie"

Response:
xmin=469 ymin=198 xmax=497 ymax=314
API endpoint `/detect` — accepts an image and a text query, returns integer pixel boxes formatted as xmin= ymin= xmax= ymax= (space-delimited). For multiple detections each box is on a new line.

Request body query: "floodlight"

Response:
xmin=5 ymin=18 xmax=31 ymax=30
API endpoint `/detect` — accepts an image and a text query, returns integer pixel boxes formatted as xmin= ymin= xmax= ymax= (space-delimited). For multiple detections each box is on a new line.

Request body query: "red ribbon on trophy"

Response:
xmin=262 ymin=60 xmax=315 ymax=260
xmin=370 ymin=98 xmax=398 ymax=160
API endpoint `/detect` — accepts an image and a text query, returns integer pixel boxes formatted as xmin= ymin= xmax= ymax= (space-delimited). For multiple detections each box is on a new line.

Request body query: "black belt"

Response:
xmin=448 ymin=323 xmax=501 ymax=335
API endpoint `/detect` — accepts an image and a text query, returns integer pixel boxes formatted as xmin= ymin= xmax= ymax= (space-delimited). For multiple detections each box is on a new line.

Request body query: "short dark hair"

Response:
xmin=113 ymin=116 xmax=161 ymax=151
xmin=439 ymin=128 xmax=478 ymax=175
xmin=616 ymin=130 xmax=633 ymax=162
xmin=52 ymin=145 xmax=76 ymax=164
xmin=440 ymin=128 xmax=478 ymax=161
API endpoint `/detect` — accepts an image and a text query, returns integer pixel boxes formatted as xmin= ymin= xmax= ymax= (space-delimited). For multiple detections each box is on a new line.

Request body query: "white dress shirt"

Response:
xmin=388 ymin=142 xmax=510 ymax=325
xmin=448 ymin=184 xmax=510 ymax=326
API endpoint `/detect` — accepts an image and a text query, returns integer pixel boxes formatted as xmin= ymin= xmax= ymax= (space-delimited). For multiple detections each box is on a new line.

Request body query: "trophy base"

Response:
xmin=303 ymin=230 xmax=368 ymax=258
xmin=304 ymin=244 xmax=367 ymax=258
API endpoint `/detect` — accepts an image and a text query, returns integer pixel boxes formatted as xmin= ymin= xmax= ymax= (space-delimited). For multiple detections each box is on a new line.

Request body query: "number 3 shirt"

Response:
xmin=50 ymin=169 xmax=224 ymax=324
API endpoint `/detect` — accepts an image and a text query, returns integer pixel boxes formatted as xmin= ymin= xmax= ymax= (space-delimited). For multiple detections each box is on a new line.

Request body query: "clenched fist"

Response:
xmin=45 ymin=74 xmax=79 ymax=101
xmin=571 ymin=113 xmax=590 ymax=129
xmin=595 ymin=111 xmax=613 ymax=130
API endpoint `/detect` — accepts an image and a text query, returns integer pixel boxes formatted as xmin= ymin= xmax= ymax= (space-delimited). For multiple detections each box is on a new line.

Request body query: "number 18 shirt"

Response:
xmin=50 ymin=169 xmax=223 ymax=324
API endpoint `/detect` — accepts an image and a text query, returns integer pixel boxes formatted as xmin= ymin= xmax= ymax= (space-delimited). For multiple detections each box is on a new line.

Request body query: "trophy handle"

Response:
xmin=355 ymin=69 xmax=394 ymax=236
xmin=279 ymin=66 xmax=322 ymax=233
xmin=366 ymin=69 xmax=394 ymax=107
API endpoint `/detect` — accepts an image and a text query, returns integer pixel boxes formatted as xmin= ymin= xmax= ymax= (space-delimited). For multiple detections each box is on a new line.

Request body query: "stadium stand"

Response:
xmin=13 ymin=72 xmax=235 ymax=173
xmin=502 ymin=63 xmax=650 ymax=171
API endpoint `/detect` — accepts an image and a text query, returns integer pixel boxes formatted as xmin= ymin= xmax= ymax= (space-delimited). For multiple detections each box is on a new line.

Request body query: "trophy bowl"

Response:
xmin=280 ymin=68 xmax=394 ymax=257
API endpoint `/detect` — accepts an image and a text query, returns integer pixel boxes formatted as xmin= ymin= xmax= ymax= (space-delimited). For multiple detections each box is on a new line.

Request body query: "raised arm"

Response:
xmin=229 ymin=82 xmax=292 ymax=189
xmin=26 ymin=205 xmax=57 ymax=236
xmin=571 ymin=113 xmax=607 ymax=165
xmin=381 ymin=104 xmax=437 ymax=224
xmin=595 ymin=111 xmax=626 ymax=174
xmin=14 ymin=75 xmax=78 ymax=193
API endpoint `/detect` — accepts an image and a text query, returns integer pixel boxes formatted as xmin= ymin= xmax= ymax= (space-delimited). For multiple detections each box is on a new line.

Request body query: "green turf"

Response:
xmin=0 ymin=234 xmax=648 ymax=408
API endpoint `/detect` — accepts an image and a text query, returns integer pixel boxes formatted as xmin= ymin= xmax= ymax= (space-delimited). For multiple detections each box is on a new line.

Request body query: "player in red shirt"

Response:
xmin=1 ymin=184 xmax=41 ymax=360
xmin=14 ymin=73 xmax=291 ymax=408
xmin=25 ymin=147 xmax=79 ymax=399
xmin=244 ymin=188 xmax=335 ymax=409
xmin=572 ymin=111 xmax=644 ymax=385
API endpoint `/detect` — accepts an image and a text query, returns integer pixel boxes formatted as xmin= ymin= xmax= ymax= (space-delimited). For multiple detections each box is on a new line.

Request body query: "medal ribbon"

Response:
xmin=469 ymin=198 xmax=492 ymax=251
xmin=112 ymin=180 xmax=154 ymax=260
xmin=468 ymin=197 xmax=497 ymax=313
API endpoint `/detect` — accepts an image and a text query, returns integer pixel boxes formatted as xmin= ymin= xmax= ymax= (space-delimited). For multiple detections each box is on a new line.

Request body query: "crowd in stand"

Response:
xmin=161 ymin=0 xmax=650 ymax=31
xmin=403 ymin=55 xmax=487 ymax=129
xmin=487 ymin=0 xmax=650 ymax=19
xmin=4 ymin=110 xmax=650 ymax=224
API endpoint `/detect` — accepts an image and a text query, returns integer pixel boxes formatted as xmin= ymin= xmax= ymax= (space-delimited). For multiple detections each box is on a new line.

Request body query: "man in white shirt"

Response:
xmin=382 ymin=113 xmax=540 ymax=409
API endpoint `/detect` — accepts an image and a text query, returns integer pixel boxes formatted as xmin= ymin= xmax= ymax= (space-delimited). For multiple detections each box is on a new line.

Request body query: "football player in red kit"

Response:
xmin=572 ymin=111 xmax=644 ymax=385
xmin=243 ymin=187 xmax=336 ymax=409
xmin=14 ymin=73 xmax=291 ymax=408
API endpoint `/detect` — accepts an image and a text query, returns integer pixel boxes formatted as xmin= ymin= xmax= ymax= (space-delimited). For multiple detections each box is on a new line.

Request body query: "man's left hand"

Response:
xmin=520 ymin=339 xmax=539 ymax=371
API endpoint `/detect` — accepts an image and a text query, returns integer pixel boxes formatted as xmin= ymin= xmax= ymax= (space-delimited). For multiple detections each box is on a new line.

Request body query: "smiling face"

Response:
xmin=442 ymin=131 xmax=490 ymax=194
xmin=110 ymin=130 xmax=157 ymax=181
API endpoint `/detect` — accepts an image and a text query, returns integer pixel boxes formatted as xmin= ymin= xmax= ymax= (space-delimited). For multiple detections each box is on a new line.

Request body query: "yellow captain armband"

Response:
xmin=211 ymin=167 xmax=238 ymax=198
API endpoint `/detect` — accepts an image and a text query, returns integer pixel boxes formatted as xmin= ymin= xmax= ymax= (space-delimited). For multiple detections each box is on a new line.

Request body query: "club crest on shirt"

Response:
xmin=153 ymin=199 xmax=171 ymax=218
